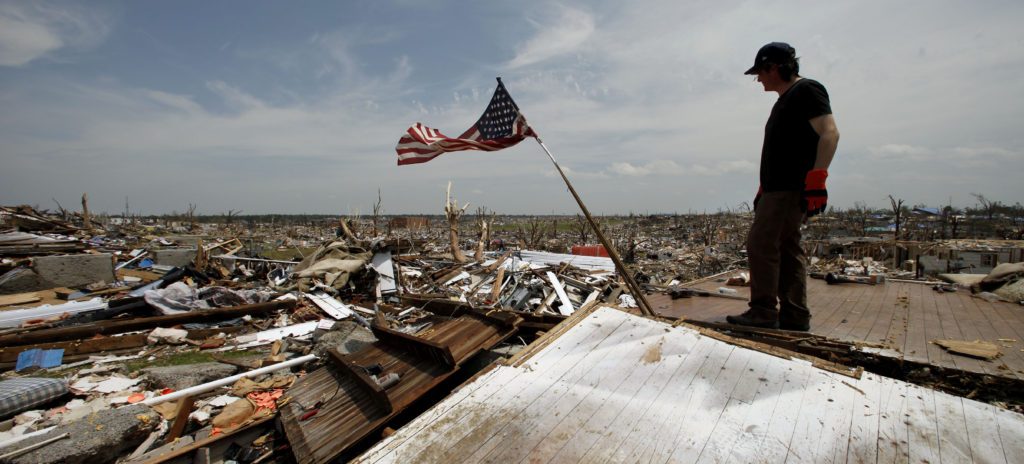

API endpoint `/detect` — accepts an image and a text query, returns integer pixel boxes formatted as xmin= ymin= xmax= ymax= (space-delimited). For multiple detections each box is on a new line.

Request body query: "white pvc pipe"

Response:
xmin=140 ymin=354 xmax=317 ymax=406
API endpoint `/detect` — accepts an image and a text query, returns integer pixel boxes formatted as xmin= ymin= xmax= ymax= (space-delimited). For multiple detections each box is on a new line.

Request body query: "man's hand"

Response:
xmin=753 ymin=186 xmax=763 ymax=211
xmin=802 ymin=169 xmax=828 ymax=217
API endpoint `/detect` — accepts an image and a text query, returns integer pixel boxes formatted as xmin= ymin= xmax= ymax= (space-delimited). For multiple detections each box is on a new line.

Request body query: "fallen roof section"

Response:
xmin=279 ymin=307 xmax=521 ymax=463
xmin=353 ymin=304 xmax=1024 ymax=463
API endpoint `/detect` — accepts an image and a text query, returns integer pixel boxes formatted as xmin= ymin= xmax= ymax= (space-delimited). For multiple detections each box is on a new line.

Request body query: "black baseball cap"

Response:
xmin=744 ymin=42 xmax=795 ymax=74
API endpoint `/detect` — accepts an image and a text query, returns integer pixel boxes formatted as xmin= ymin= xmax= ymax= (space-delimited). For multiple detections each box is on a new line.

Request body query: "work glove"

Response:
xmin=801 ymin=169 xmax=828 ymax=217
xmin=753 ymin=186 xmax=763 ymax=211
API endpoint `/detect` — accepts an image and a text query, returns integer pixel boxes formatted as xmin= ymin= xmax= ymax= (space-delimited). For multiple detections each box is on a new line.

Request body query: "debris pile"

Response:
xmin=1 ymin=205 xmax=689 ymax=463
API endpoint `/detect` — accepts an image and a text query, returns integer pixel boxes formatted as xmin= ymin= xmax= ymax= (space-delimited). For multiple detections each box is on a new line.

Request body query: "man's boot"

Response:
xmin=779 ymin=308 xmax=811 ymax=331
xmin=726 ymin=307 xmax=779 ymax=329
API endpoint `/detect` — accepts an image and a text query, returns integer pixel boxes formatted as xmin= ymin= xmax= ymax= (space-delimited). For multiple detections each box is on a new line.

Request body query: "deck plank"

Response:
xmin=529 ymin=328 xmax=704 ymax=463
xmin=478 ymin=318 xmax=670 ymax=463
xmin=961 ymin=399 xmax=1008 ymax=464
xmin=650 ymin=271 xmax=1024 ymax=382
xmin=934 ymin=396 xmax=974 ymax=463
xmin=844 ymin=372 xmax=883 ymax=464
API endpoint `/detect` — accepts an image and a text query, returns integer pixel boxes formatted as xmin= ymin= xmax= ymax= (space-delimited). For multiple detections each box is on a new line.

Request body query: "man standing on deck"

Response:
xmin=726 ymin=42 xmax=840 ymax=331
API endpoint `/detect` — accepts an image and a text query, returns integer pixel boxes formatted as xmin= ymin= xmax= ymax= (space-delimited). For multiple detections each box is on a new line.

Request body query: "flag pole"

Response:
xmin=532 ymin=137 xmax=656 ymax=317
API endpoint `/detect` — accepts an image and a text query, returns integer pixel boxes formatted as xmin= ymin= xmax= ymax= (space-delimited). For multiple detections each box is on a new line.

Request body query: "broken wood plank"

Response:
xmin=0 ymin=294 xmax=42 ymax=307
xmin=0 ymin=299 xmax=296 ymax=347
xmin=933 ymin=339 xmax=1002 ymax=360
xmin=164 ymin=396 xmax=195 ymax=444
xmin=0 ymin=333 xmax=148 ymax=363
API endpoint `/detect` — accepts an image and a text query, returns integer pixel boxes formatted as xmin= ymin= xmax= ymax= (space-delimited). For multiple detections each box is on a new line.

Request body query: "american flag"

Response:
xmin=395 ymin=78 xmax=535 ymax=165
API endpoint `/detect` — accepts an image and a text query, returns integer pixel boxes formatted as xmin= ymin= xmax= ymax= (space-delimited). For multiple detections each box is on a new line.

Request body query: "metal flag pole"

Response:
xmin=532 ymin=137 xmax=656 ymax=317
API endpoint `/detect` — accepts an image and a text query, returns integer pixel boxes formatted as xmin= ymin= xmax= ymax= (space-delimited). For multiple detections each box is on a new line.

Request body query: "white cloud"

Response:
xmin=0 ymin=2 xmax=112 ymax=66
xmin=205 ymin=81 xmax=265 ymax=112
xmin=506 ymin=4 xmax=595 ymax=69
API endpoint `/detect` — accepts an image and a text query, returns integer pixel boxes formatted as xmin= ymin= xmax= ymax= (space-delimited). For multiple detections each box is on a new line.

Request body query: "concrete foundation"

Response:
xmin=1 ymin=404 xmax=159 ymax=464
xmin=0 ymin=268 xmax=57 ymax=295
xmin=31 ymin=253 xmax=115 ymax=289
xmin=150 ymin=247 xmax=197 ymax=267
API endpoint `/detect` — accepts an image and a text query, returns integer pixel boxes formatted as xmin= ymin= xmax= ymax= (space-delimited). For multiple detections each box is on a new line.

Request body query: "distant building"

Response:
xmin=913 ymin=240 xmax=1024 ymax=275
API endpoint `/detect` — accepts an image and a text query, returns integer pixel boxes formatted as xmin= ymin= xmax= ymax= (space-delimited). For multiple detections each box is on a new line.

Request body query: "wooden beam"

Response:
xmin=370 ymin=325 xmax=455 ymax=368
xmin=0 ymin=299 xmax=296 ymax=347
xmin=0 ymin=333 xmax=147 ymax=363
xmin=164 ymin=396 xmax=195 ymax=444
xmin=326 ymin=349 xmax=393 ymax=412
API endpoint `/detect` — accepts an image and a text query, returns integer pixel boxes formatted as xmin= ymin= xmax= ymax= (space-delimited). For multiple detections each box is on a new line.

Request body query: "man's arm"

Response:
xmin=809 ymin=113 xmax=839 ymax=169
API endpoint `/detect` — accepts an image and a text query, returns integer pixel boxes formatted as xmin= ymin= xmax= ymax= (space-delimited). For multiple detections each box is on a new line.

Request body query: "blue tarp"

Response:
xmin=15 ymin=349 xmax=64 ymax=371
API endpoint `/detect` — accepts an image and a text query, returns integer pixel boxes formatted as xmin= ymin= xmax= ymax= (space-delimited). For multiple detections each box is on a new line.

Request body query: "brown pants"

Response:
xmin=747 ymin=191 xmax=809 ymax=320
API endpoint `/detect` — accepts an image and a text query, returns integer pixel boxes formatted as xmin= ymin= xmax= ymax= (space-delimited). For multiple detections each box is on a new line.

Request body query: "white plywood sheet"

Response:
xmin=353 ymin=305 xmax=1024 ymax=464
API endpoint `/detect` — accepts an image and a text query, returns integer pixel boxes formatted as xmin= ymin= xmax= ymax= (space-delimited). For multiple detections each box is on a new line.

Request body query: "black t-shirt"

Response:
xmin=760 ymin=78 xmax=832 ymax=191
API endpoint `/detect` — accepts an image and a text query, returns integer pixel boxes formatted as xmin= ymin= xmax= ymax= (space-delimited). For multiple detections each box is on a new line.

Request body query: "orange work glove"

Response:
xmin=802 ymin=169 xmax=828 ymax=217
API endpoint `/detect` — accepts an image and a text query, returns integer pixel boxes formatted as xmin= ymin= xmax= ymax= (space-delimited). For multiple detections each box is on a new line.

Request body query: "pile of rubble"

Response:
xmin=0 ymin=205 xmax=657 ymax=463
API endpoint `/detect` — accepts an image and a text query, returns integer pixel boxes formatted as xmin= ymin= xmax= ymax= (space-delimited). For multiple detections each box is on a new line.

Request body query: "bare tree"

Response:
xmin=81 ymin=193 xmax=91 ymax=230
xmin=571 ymin=214 xmax=591 ymax=244
xmin=474 ymin=206 xmax=495 ymax=259
xmin=444 ymin=182 xmax=469 ymax=262
xmin=225 ymin=209 xmax=242 ymax=225
xmin=696 ymin=213 xmax=721 ymax=246
xmin=849 ymin=201 xmax=871 ymax=236
xmin=52 ymin=198 xmax=68 ymax=222
xmin=516 ymin=217 xmax=550 ymax=250
xmin=971 ymin=192 xmax=1001 ymax=221
xmin=186 ymin=203 xmax=198 ymax=231
xmin=889 ymin=195 xmax=905 ymax=240
xmin=621 ymin=223 xmax=647 ymax=263
xmin=372 ymin=189 xmax=383 ymax=237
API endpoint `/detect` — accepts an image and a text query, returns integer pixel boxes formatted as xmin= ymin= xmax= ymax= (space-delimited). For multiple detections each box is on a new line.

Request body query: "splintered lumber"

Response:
xmin=933 ymin=339 xmax=1002 ymax=360
xmin=164 ymin=396 xmax=196 ymax=444
xmin=0 ymin=299 xmax=296 ymax=347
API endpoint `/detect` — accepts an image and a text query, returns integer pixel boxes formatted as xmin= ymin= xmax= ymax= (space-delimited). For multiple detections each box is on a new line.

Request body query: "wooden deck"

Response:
xmin=353 ymin=305 xmax=1024 ymax=463
xmin=646 ymin=271 xmax=1024 ymax=381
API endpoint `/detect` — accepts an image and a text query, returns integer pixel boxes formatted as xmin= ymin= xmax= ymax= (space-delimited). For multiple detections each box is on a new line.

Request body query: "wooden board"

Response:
xmin=645 ymin=270 xmax=1024 ymax=381
xmin=352 ymin=305 xmax=1024 ymax=464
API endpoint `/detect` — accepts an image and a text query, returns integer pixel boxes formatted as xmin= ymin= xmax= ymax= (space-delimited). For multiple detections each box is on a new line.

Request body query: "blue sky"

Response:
xmin=1 ymin=0 xmax=1022 ymax=216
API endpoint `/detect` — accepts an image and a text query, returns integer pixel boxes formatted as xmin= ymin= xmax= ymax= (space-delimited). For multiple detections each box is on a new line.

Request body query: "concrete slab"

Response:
xmin=0 ymin=404 xmax=159 ymax=464
xmin=150 ymin=248 xmax=197 ymax=267
xmin=31 ymin=253 xmax=116 ymax=289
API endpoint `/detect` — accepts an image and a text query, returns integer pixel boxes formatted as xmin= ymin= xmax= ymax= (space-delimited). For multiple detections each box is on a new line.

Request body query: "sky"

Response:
xmin=1 ymin=0 xmax=1022 ymax=216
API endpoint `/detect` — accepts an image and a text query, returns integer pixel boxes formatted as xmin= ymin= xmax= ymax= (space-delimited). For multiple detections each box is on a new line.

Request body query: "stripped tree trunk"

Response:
xmin=475 ymin=220 xmax=488 ymax=261
xmin=81 ymin=193 xmax=91 ymax=231
xmin=445 ymin=182 xmax=469 ymax=263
